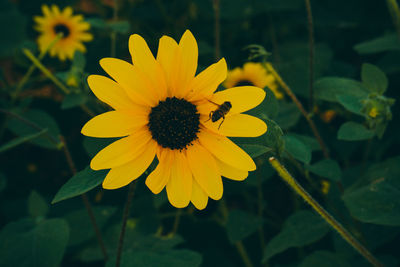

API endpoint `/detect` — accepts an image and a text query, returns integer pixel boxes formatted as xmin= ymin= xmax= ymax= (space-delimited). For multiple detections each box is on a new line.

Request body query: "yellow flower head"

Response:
xmin=81 ymin=30 xmax=267 ymax=209
xmin=368 ymin=107 xmax=378 ymax=118
xmin=34 ymin=5 xmax=93 ymax=61
xmin=223 ymin=62 xmax=283 ymax=99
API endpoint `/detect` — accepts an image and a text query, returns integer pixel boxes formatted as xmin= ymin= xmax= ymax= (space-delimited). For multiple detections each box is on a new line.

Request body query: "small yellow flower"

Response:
xmin=223 ymin=62 xmax=283 ymax=99
xmin=34 ymin=5 xmax=93 ymax=61
xmin=369 ymin=107 xmax=378 ymax=118
xmin=81 ymin=30 xmax=267 ymax=209
xmin=321 ymin=180 xmax=330 ymax=195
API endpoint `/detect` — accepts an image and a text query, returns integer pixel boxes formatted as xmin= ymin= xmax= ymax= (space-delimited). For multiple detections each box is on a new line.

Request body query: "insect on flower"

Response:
xmin=206 ymin=100 xmax=232 ymax=129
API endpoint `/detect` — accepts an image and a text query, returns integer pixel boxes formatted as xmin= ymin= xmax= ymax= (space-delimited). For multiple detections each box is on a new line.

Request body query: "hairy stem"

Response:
xmin=268 ymin=157 xmax=383 ymax=267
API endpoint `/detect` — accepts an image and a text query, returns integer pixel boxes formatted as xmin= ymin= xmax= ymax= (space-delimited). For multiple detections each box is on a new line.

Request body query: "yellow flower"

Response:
xmin=368 ymin=107 xmax=378 ymax=118
xmin=223 ymin=62 xmax=283 ymax=99
xmin=81 ymin=30 xmax=267 ymax=209
xmin=34 ymin=5 xmax=93 ymax=61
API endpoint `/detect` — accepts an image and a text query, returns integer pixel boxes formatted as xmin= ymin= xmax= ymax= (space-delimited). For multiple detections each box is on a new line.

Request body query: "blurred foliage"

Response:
xmin=0 ymin=0 xmax=400 ymax=266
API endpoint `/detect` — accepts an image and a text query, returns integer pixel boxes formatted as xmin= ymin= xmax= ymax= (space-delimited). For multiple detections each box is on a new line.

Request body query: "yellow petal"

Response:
xmin=156 ymin=36 xmax=179 ymax=95
xmin=90 ymin=129 xmax=152 ymax=170
xmin=145 ymin=149 xmax=173 ymax=194
xmin=201 ymin=113 xmax=267 ymax=137
xmin=166 ymin=151 xmax=192 ymax=208
xmin=51 ymin=5 xmax=60 ymax=16
xmin=170 ymin=30 xmax=198 ymax=98
xmin=88 ymin=75 xmax=148 ymax=111
xmin=191 ymin=179 xmax=208 ymax=210
xmin=186 ymin=142 xmax=223 ymax=200
xmin=187 ymin=58 xmax=227 ymax=102
xmin=62 ymin=6 xmax=73 ymax=17
xmin=81 ymin=111 xmax=147 ymax=137
xmin=102 ymin=140 xmax=157 ymax=189
xmin=215 ymin=157 xmax=248 ymax=181
xmin=197 ymin=86 xmax=266 ymax=116
xmin=41 ymin=5 xmax=51 ymax=17
xmin=128 ymin=34 xmax=167 ymax=101
xmin=99 ymin=58 xmax=157 ymax=106
xmin=198 ymin=130 xmax=256 ymax=171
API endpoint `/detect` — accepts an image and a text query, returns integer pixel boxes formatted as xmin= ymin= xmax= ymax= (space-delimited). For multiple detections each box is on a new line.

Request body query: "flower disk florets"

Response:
xmin=54 ymin=23 xmax=70 ymax=38
xmin=148 ymin=97 xmax=200 ymax=150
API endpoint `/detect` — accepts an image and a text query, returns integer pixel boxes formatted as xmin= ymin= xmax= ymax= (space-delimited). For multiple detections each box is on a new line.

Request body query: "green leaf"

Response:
xmin=262 ymin=210 xmax=330 ymax=261
xmin=284 ymin=135 xmax=312 ymax=164
xmin=337 ymin=94 xmax=364 ymax=115
xmin=300 ymin=251 xmax=351 ymax=267
xmin=342 ymin=180 xmax=400 ymax=226
xmin=83 ymin=137 xmax=117 ymax=157
xmin=354 ymin=34 xmax=400 ymax=54
xmin=361 ymin=63 xmax=388 ymax=94
xmin=314 ymin=77 xmax=368 ymax=103
xmin=28 ymin=191 xmax=49 ymax=218
xmin=72 ymin=51 xmax=86 ymax=70
xmin=106 ymin=250 xmax=202 ymax=267
xmin=247 ymin=88 xmax=279 ymax=119
xmin=264 ymin=118 xmax=284 ymax=155
xmin=52 ymin=167 xmax=107 ymax=204
xmin=289 ymin=134 xmax=321 ymax=151
xmin=0 ymin=129 xmax=48 ymax=153
xmin=7 ymin=109 xmax=61 ymax=149
xmin=274 ymin=102 xmax=301 ymax=129
xmin=226 ymin=209 xmax=263 ymax=243
xmin=240 ymin=144 xmax=272 ymax=158
xmin=61 ymin=93 xmax=88 ymax=109
xmin=0 ymin=218 xmax=69 ymax=267
xmin=306 ymin=159 xmax=342 ymax=182
xmin=337 ymin=122 xmax=374 ymax=141
xmin=108 ymin=21 xmax=130 ymax=34
xmin=65 ymin=206 xmax=117 ymax=246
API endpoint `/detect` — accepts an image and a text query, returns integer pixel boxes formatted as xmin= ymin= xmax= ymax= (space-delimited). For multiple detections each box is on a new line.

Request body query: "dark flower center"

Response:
xmin=148 ymin=97 xmax=200 ymax=150
xmin=236 ymin=80 xmax=254 ymax=86
xmin=53 ymin=23 xmax=70 ymax=38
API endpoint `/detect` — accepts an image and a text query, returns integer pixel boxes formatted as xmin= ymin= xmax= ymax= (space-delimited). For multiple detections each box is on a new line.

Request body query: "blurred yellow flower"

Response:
xmin=223 ymin=62 xmax=283 ymax=99
xmin=34 ymin=5 xmax=93 ymax=61
xmin=321 ymin=180 xmax=330 ymax=195
xmin=320 ymin=109 xmax=337 ymax=123
xmin=369 ymin=107 xmax=378 ymax=118
xmin=81 ymin=30 xmax=267 ymax=209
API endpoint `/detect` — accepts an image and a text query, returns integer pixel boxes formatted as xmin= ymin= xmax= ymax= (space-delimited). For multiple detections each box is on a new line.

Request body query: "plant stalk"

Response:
xmin=268 ymin=157 xmax=383 ymax=267
xmin=304 ymin=0 xmax=315 ymax=112
xmin=116 ymin=181 xmax=137 ymax=267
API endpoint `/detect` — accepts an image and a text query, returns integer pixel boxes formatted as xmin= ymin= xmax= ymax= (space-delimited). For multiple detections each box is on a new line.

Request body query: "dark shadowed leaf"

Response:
xmin=28 ymin=190 xmax=49 ymax=218
xmin=226 ymin=209 xmax=263 ymax=243
xmin=241 ymin=144 xmax=272 ymax=158
xmin=52 ymin=167 xmax=107 ymax=204
xmin=106 ymin=250 xmax=202 ymax=267
xmin=314 ymin=77 xmax=368 ymax=103
xmin=300 ymin=251 xmax=351 ymax=267
xmin=361 ymin=63 xmax=388 ymax=94
xmin=284 ymin=135 xmax=312 ymax=164
xmin=61 ymin=93 xmax=88 ymax=109
xmin=0 ymin=218 xmax=69 ymax=267
xmin=354 ymin=34 xmax=400 ymax=54
xmin=337 ymin=122 xmax=374 ymax=141
xmin=306 ymin=159 xmax=342 ymax=182
xmin=0 ymin=129 xmax=48 ymax=153
xmin=262 ymin=210 xmax=330 ymax=261
xmin=337 ymin=94 xmax=364 ymax=115
xmin=7 ymin=109 xmax=61 ymax=149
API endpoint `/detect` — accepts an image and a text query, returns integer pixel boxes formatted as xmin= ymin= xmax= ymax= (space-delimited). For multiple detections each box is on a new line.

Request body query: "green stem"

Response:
xmin=171 ymin=209 xmax=182 ymax=235
xmin=22 ymin=49 xmax=70 ymax=95
xmin=386 ymin=0 xmax=400 ymax=39
xmin=268 ymin=157 xmax=383 ymax=267
xmin=110 ymin=0 xmax=119 ymax=58
xmin=13 ymin=34 xmax=63 ymax=101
